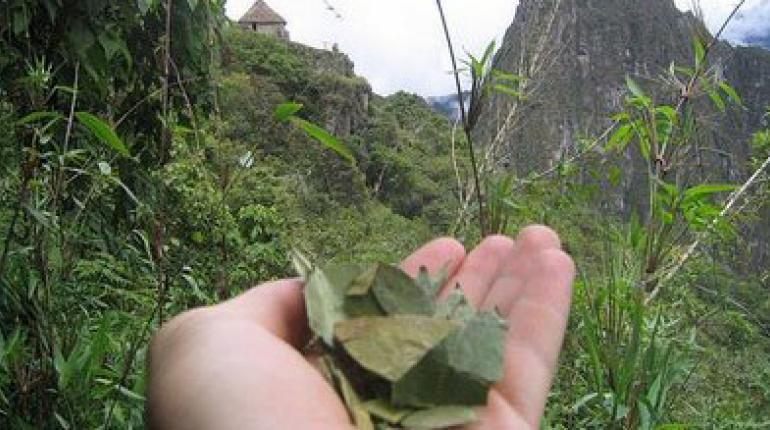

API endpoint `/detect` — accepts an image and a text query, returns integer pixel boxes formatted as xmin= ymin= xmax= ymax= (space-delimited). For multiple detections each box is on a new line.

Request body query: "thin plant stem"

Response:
xmin=646 ymin=150 xmax=770 ymax=303
xmin=639 ymin=0 xmax=747 ymax=296
xmin=435 ymin=0 xmax=487 ymax=236
xmin=157 ymin=0 xmax=174 ymax=325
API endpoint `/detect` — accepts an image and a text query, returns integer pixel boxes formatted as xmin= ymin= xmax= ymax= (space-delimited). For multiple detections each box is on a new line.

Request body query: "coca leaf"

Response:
xmin=348 ymin=264 xmax=379 ymax=296
xmin=305 ymin=264 xmax=364 ymax=345
xmin=362 ymin=399 xmax=413 ymax=424
xmin=328 ymin=358 xmax=375 ymax=430
xmin=392 ymin=310 xmax=506 ymax=407
xmin=344 ymin=293 xmax=387 ymax=318
xmin=414 ymin=265 xmax=450 ymax=298
xmin=400 ymin=406 xmax=478 ymax=429
xmin=391 ymin=344 xmax=489 ymax=407
xmin=335 ymin=316 xmax=457 ymax=381
xmin=372 ymin=265 xmax=434 ymax=315
xmin=443 ymin=311 xmax=508 ymax=382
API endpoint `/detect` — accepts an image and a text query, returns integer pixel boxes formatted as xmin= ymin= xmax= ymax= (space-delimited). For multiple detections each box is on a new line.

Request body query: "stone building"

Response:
xmin=238 ymin=1 xmax=290 ymax=40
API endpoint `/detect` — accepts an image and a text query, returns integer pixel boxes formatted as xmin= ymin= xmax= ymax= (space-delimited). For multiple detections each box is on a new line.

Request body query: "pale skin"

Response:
xmin=148 ymin=226 xmax=576 ymax=429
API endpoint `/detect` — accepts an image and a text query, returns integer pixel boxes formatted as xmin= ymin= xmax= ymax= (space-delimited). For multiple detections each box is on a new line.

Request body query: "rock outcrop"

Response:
xmin=475 ymin=0 xmax=770 ymax=264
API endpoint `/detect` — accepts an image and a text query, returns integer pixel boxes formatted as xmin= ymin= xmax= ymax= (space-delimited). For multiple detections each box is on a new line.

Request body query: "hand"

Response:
xmin=148 ymin=226 xmax=575 ymax=429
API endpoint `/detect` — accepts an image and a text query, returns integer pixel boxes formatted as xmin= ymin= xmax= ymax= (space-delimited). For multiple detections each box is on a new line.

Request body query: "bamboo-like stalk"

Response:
xmin=641 ymin=0 xmax=748 ymax=299
xmin=646 ymin=150 xmax=770 ymax=303
xmin=435 ymin=0 xmax=487 ymax=236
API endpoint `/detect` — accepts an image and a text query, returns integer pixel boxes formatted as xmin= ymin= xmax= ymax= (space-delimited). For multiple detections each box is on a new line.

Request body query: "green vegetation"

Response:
xmin=1 ymin=1 xmax=769 ymax=428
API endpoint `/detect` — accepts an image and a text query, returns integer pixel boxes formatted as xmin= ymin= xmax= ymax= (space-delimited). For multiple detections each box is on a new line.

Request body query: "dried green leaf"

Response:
xmin=305 ymin=264 xmax=364 ymax=345
xmin=290 ymin=250 xmax=313 ymax=280
xmin=344 ymin=293 xmax=386 ymax=318
xmin=392 ymin=311 xmax=507 ymax=407
xmin=414 ymin=265 xmax=449 ymax=299
xmin=348 ymin=264 xmax=380 ymax=296
xmin=329 ymin=359 xmax=375 ymax=430
xmin=443 ymin=312 xmax=508 ymax=382
xmin=401 ymin=406 xmax=478 ymax=429
xmin=392 ymin=344 xmax=489 ymax=407
xmin=436 ymin=288 xmax=475 ymax=321
xmin=335 ymin=316 xmax=457 ymax=381
xmin=362 ymin=399 xmax=413 ymax=424
xmin=372 ymin=266 xmax=434 ymax=315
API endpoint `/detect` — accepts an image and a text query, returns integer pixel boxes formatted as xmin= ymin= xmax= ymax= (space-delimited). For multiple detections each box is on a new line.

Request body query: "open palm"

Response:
xmin=148 ymin=226 xmax=575 ymax=429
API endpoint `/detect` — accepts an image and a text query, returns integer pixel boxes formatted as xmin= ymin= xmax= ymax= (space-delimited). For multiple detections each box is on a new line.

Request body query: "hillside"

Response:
xmin=1 ymin=1 xmax=769 ymax=428
xmin=475 ymin=0 xmax=770 ymax=266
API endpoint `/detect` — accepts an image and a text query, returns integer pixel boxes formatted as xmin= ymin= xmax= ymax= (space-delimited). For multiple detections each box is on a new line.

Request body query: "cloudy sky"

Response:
xmin=225 ymin=0 xmax=770 ymax=97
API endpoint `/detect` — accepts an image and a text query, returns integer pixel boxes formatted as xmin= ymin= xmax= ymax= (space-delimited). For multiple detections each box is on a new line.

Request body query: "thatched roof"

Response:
xmin=239 ymin=1 xmax=287 ymax=25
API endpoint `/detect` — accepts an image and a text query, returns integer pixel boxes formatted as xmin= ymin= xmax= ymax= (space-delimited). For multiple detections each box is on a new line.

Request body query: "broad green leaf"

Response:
xmin=293 ymin=118 xmax=355 ymax=165
xmin=639 ymin=136 xmax=651 ymax=161
xmin=362 ymin=399 xmax=413 ymax=424
xmin=187 ymin=0 xmax=199 ymax=11
xmin=16 ymin=111 xmax=63 ymax=126
xmin=682 ymin=184 xmax=735 ymax=205
xmin=655 ymin=105 xmax=678 ymax=122
xmin=693 ymin=37 xmax=706 ymax=69
xmin=372 ymin=265 xmax=435 ymax=315
xmin=334 ymin=316 xmax=457 ymax=381
xmin=493 ymin=84 xmax=523 ymax=99
xmin=492 ymin=69 xmax=525 ymax=83
xmin=275 ymin=102 xmax=304 ymax=122
xmin=719 ymin=82 xmax=743 ymax=106
xmin=611 ymin=112 xmax=630 ymax=122
xmin=607 ymin=124 xmax=633 ymax=152
xmin=75 ymin=112 xmax=130 ymax=156
xmin=708 ymin=91 xmax=726 ymax=112
xmin=401 ymin=406 xmax=477 ymax=429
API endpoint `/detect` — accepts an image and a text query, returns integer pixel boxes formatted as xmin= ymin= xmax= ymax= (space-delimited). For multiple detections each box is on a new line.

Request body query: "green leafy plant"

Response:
xmin=275 ymin=101 xmax=355 ymax=165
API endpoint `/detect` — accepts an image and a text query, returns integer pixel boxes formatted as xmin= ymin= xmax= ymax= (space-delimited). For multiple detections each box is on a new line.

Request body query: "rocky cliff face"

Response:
xmin=288 ymin=42 xmax=372 ymax=137
xmin=476 ymin=0 xmax=770 ymax=263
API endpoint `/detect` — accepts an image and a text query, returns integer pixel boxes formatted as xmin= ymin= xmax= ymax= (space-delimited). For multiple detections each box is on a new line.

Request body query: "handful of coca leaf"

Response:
xmin=293 ymin=253 xmax=508 ymax=429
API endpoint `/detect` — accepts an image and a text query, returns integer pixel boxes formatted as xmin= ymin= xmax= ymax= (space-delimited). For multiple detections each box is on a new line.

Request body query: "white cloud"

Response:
xmin=674 ymin=0 xmax=770 ymax=42
xmin=227 ymin=0 xmax=769 ymax=96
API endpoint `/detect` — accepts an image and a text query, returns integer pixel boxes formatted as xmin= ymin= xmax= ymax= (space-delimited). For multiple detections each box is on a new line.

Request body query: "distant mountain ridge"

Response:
xmin=426 ymin=92 xmax=469 ymax=121
xmin=744 ymin=33 xmax=770 ymax=50
xmin=475 ymin=0 xmax=770 ymax=265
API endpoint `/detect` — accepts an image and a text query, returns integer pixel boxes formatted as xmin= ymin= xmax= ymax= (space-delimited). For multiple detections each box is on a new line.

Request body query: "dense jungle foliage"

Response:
xmin=1 ymin=1 xmax=769 ymax=428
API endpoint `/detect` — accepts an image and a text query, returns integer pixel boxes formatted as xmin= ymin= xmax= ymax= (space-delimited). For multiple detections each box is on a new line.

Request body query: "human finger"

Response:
xmin=222 ymin=279 xmax=309 ymax=348
xmin=439 ymin=235 xmax=515 ymax=306
xmin=492 ymin=249 xmax=575 ymax=427
xmin=480 ymin=225 xmax=563 ymax=312
xmin=400 ymin=237 xmax=466 ymax=279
